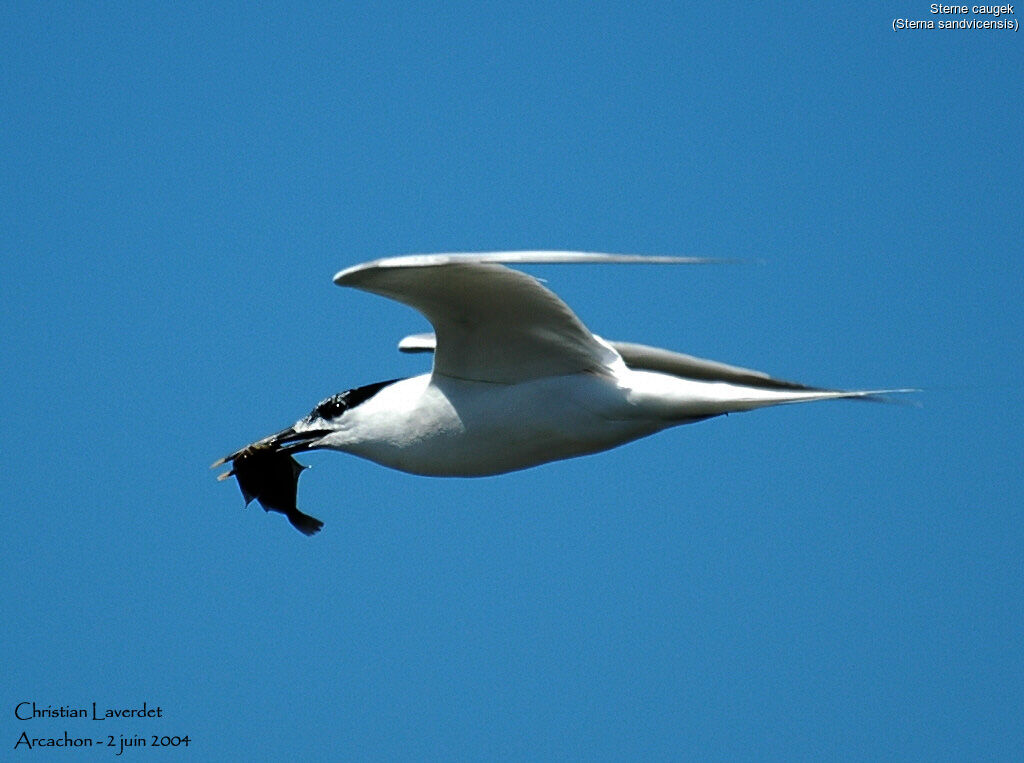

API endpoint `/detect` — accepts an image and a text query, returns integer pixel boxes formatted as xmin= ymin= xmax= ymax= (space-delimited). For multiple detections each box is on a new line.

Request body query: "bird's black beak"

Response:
xmin=212 ymin=427 xmax=329 ymax=536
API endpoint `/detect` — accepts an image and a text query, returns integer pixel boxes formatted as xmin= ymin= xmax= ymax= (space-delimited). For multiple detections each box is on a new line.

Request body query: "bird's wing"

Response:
xmin=605 ymin=341 xmax=825 ymax=391
xmin=334 ymin=252 xmax=717 ymax=384
xmin=398 ymin=333 xmax=823 ymax=391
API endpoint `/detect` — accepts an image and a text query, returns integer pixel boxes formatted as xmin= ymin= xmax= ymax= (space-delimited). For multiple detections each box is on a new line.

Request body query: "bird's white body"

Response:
xmin=308 ymin=364 xmax=876 ymax=477
xmin=215 ymin=251 xmax=911 ymax=534
xmin=308 ymin=370 xmax=655 ymax=476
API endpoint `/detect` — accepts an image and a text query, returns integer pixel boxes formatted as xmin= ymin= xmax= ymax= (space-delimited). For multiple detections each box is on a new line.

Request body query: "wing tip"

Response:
xmin=850 ymin=387 xmax=922 ymax=406
xmin=397 ymin=333 xmax=436 ymax=353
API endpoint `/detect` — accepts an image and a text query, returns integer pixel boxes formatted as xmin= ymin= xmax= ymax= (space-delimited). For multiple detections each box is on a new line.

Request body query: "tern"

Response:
xmin=214 ymin=252 xmax=909 ymax=535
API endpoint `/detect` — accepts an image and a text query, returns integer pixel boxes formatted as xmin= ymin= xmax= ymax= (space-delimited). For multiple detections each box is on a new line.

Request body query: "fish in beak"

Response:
xmin=213 ymin=427 xmax=329 ymax=536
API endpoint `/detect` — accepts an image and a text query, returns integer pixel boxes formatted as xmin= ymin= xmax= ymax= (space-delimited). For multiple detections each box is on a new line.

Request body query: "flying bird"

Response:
xmin=214 ymin=252 xmax=909 ymax=535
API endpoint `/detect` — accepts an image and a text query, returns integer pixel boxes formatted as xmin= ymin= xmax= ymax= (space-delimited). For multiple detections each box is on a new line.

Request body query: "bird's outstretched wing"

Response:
xmin=333 ymin=252 xmax=718 ymax=384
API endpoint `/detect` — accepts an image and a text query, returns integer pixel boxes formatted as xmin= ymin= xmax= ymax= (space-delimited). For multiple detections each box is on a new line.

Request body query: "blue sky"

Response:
xmin=3 ymin=2 xmax=1021 ymax=759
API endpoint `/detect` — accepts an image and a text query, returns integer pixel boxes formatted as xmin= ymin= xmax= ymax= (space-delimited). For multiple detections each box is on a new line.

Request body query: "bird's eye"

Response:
xmin=309 ymin=394 xmax=348 ymax=421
